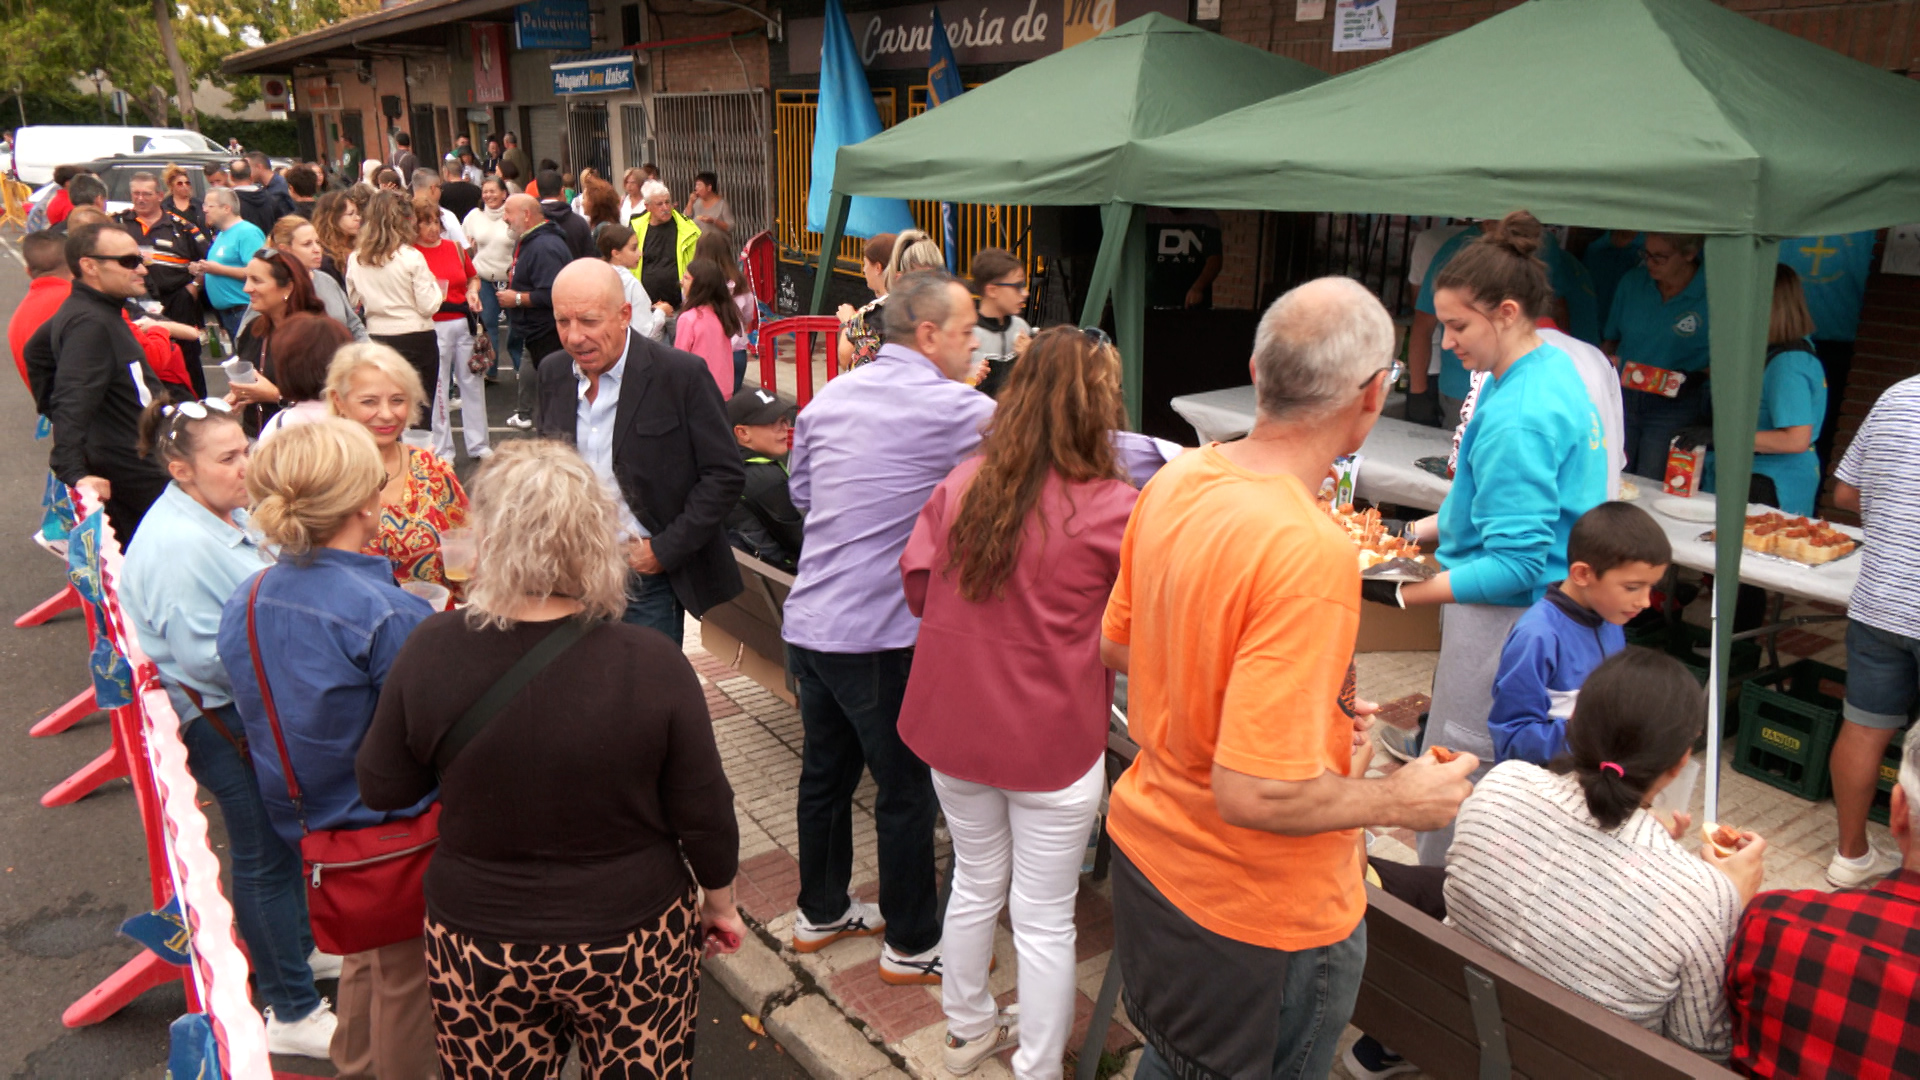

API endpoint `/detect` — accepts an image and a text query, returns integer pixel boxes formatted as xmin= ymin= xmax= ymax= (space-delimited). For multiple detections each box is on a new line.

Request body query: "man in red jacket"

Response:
xmin=8 ymin=231 xmax=71 ymax=394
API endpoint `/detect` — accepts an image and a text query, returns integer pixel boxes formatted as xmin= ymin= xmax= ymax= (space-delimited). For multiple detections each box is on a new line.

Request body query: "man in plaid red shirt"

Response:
xmin=1725 ymin=731 xmax=1920 ymax=1078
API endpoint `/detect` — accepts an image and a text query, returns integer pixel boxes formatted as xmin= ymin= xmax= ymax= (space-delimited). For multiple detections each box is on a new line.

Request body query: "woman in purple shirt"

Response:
xmin=898 ymin=328 xmax=1139 ymax=1079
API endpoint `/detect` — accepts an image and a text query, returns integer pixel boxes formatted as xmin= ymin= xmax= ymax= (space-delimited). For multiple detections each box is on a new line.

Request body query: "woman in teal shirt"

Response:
xmin=1603 ymin=233 xmax=1711 ymax=479
xmin=1752 ymin=265 xmax=1828 ymax=516
xmin=1383 ymin=212 xmax=1608 ymax=866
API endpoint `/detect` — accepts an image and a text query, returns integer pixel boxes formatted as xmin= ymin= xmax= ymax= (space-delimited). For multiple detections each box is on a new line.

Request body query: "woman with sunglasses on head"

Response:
xmin=269 ymin=215 xmax=366 ymax=341
xmin=120 ymin=396 xmax=339 ymax=1061
xmin=1374 ymin=211 xmax=1610 ymax=866
xmin=896 ymin=327 xmax=1141 ymax=1079
xmin=218 ymin=418 xmax=441 ymax=1080
xmin=967 ymin=248 xmax=1032 ymax=398
xmin=227 ymin=248 xmax=328 ymax=434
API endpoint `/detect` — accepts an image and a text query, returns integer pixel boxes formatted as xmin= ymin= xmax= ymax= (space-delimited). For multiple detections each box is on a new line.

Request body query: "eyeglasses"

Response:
xmin=1081 ymin=326 xmax=1114 ymax=349
xmin=87 ymin=252 xmax=146 ymax=270
xmin=1359 ymin=358 xmax=1406 ymax=390
xmin=1642 ymin=249 xmax=1680 ymax=266
xmin=988 ymin=278 xmax=1028 ymax=293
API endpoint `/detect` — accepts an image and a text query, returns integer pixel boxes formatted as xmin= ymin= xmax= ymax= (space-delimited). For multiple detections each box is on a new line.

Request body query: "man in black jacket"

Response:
xmin=247 ymin=152 xmax=298 ymax=221
xmin=724 ymin=388 xmax=804 ymax=571
xmin=536 ymin=169 xmax=596 ymax=260
xmin=497 ymin=193 xmax=574 ymax=429
xmin=537 ymin=260 xmax=744 ymax=639
xmin=28 ymin=223 xmax=170 ymax=545
xmin=228 ymin=158 xmax=280 ymax=235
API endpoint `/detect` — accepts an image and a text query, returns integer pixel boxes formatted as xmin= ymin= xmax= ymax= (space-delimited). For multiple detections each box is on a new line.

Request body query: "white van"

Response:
xmin=10 ymin=125 xmax=229 ymax=184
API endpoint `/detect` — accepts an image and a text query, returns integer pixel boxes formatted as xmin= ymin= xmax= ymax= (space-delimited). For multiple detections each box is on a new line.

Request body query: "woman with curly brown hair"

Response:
xmin=311 ymin=190 xmax=362 ymax=286
xmin=346 ymin=190 xmax=442 ymax=426
xmin=895 ymin=327 xmax=1140 ymax=1078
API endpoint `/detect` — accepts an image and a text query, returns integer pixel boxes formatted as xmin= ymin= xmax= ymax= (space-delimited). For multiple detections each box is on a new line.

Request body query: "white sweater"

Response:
xmin=347 ymin=247 xmax=440 ymax=336
xmin=464 ymin=206 xmax=517 ymax=281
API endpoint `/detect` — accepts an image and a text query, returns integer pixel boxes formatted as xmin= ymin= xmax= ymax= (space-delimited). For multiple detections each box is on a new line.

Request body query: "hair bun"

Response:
xmin=1490 ymin=210 xmax=1544 ymax=259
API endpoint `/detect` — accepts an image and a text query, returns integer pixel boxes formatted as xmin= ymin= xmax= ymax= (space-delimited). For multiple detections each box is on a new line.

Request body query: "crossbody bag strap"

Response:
xmin=245 ymin=570 xmax=308 ymax=829
xmin=431 ymin=617 xmax=597 ymax=776
xmin=179 ymin=684 xmax=248 ymax=756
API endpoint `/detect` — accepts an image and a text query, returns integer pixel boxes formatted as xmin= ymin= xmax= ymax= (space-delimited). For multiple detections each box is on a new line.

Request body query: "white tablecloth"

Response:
xmin=1166 ymin=386 xmax=1859 ymax=608
xmin=1169 ymin=389 xmax=1451 ymax=511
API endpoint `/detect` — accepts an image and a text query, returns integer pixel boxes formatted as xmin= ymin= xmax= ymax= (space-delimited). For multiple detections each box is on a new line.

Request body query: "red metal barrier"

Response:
xmin=16 ymin=582 xmax=81 ymax=627
xmin=757 ymin=316 xmax=844 ymax=408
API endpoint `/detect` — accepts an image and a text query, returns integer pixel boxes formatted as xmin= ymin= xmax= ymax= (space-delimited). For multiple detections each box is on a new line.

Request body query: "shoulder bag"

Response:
xmin=246 ymin=570 xmax=597 ymax=954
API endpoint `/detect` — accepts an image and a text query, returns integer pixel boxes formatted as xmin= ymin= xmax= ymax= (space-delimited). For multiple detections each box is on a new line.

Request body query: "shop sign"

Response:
xmin=515 ymin=0 xmax=593 ymax=50
xmin=551 ymin=52 xmax=637 ymax=95
xmin=788 ymin=0 xmax=1184 ymax=73
xmin=471 ymin=23 xmax=513 ymax=103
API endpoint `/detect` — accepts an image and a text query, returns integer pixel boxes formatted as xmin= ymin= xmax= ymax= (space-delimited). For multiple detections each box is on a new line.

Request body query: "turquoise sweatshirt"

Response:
xmin=1438 ymin=342 xmax=1608 ymax=607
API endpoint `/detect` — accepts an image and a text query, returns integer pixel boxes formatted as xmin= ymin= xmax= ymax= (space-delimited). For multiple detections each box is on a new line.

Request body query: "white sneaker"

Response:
xmin=265 ymin=998 xmax=337 ymax=1059
xmin=944 ymin=1006 xmax=1019 ymax=1075
xmin=307 ymin=948 xmax=342 ymax=981
xmin=791 ymin=899 xmax=885 ymax=953
xmin=504 ymin=412 xmax=533 ymax=430
xmin=879 ymin=941 xmax=943 ymax=985
xmin=1826 ymin=844 xmax=1897 ymax=888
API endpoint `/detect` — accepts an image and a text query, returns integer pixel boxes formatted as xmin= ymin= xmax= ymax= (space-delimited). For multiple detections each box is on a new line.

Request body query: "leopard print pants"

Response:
xmin=424 ymin=892 xmax=701 ymax=1078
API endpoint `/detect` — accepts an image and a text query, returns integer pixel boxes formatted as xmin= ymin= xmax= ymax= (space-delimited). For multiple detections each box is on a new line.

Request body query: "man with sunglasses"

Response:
xmin=25 ymin=222 xmax=171 ymax=545
xmin=119 ymin=172 xmax=210 ymax=397
xmin=967 ymin=247 xmax=1031 ymax=398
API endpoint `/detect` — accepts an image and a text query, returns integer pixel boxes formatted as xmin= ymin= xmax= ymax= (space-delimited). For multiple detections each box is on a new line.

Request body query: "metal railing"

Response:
xmin=655 ymin=90 xmax=771 ymax=240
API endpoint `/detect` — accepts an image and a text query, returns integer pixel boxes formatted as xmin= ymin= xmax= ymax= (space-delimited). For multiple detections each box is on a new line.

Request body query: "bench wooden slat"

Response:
xmin=1362 ymin=887 xmax=1740 ymax=1080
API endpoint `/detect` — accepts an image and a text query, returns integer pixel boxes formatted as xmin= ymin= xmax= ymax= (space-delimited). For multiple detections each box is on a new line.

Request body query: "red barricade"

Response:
xmin=757 ymin=316 xmax=844 ymax=408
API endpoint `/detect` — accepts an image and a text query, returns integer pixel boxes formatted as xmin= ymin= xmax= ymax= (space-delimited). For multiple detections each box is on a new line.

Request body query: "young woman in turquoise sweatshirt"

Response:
xmin=1376 ymin=211 xmax=1609 ymax=865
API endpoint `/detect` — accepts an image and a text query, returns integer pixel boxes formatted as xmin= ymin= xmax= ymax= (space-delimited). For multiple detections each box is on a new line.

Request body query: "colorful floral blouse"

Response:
xmin=365 ymin=444 xmax=470 ymax=598
xmin=844 ymin=297 xmax=886 ymax=369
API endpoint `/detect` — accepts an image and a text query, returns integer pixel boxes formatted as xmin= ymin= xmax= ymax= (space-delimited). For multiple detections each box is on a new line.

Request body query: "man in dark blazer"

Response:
xmin=537 ymin=260 xmax=745 ymax=639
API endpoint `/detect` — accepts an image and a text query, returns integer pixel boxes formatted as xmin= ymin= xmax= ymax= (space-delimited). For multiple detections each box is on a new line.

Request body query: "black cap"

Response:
xmin=727 ymin=387 xmax=795 ymax=427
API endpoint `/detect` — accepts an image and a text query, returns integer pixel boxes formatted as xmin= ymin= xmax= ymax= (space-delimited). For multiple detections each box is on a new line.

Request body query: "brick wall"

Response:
xmin=650 ymin=11 xmax=773 ymax=93
xmin=1832 ymin=251 xmax=1920 ymax=515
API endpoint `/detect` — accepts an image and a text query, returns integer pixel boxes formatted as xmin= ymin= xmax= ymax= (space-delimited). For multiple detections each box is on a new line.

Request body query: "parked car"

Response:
xmin=11 ymin=125 xmax=229 ymax=184
xmin=77 ymin=156 xmax=220 ymax=215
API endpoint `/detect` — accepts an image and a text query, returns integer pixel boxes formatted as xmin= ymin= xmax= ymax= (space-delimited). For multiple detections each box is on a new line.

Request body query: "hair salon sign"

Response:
xmin=788 ymin=0 xmax=1186 ymax=74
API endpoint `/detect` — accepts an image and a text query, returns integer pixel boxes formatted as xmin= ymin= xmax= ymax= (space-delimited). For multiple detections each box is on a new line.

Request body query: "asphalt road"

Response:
xmin=0 ymin=246 xmax=805 ymax=1079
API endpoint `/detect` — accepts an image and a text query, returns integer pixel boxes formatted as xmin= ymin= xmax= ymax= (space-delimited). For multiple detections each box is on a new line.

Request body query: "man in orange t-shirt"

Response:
xmin=1101 ymin=277 xmax=1478 ymax=1080
xmin=10 ymin=231 xmax=72 ymax=394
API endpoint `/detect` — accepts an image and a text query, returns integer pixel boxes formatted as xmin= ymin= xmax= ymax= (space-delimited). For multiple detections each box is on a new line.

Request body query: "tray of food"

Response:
xmin=1320 ymin=500 xmax=1440 ymax=580
xmin=1700 ymin=511 xmax=1861 ymax=567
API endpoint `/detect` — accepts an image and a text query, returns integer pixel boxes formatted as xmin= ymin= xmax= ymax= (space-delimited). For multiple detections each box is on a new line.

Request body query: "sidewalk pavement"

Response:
xmin=684 ymin=591 xmax=1892 ymax=1080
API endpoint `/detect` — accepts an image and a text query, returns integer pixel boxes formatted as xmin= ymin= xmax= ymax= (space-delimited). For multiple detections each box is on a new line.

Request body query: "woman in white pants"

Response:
xmin=410 ymin=195 xmax=490 ymax=461
xmin=897 ymin=328 xmax=1140 ymax=1080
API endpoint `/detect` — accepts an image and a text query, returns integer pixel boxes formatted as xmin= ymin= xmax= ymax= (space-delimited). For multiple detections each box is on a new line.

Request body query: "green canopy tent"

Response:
xmin=1118 ymin=0 xmax=1920 ymax=819
xmin=809 ymin=13 xmax=1327 ymax=423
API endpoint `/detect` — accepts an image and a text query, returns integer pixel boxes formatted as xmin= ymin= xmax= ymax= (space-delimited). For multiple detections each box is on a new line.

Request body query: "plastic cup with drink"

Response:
xmin=439 ymin=527 xmax=476 ymax=586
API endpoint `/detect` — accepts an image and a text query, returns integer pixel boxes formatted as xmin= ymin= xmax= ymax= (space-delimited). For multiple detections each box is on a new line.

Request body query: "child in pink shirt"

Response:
xmin=674 ymin=258 xmax=744 ymax=398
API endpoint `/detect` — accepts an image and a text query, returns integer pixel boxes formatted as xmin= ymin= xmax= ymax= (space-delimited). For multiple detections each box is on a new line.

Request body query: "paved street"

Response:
xmin=0 ymin=247 xmax=804 ymax=1079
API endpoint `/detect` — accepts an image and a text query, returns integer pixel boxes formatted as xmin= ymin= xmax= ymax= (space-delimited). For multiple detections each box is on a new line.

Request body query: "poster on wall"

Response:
xmin=470 ymin=23 xmax=511 ymax=104
xmin=1332 ymin=0 xmax=1394 ymax=51
xmin=788 ymin=0 xmax=1186 ymax=73
xmin=1296 ymin=0 xmax=1325 ymax=20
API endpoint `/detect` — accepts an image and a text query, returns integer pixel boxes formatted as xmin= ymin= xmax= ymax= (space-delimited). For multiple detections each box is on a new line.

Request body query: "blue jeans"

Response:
xmin=216 ymin=306 xmax=247 ymax=343
xmin=622 ymin=569 xmax=685 ymax=644
xmin=476 ymin=279 xmax=520 ymax=373
xmin=1623 ymin=384 xmax=1708 ymax=479
xmin=180 ymin=705 xmax=321 ymax=1020
xmin=788 ymin=644 xmax=941 ymax=955
xmin=732 ymin=348 xmax=749 ymax=395
xmin=1843 ymin=620 xmax=1920 ymax=729
xmin=1133 ymin=920 xmax=1367 ymax=1080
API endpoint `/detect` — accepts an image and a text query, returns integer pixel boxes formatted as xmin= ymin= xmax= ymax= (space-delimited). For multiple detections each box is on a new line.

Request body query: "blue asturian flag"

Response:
xmin=928 ymin=8 xmax=964 ymax=271
xmin=807 ymin=0 xmax=917 ymax=237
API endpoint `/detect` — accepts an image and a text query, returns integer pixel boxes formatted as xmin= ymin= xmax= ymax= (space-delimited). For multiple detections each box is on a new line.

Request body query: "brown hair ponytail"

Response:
xmin=1434 ymin=210 xmax=1555 ymax=320
xmin=1550 ymin=648 xmax=1704 ymax=830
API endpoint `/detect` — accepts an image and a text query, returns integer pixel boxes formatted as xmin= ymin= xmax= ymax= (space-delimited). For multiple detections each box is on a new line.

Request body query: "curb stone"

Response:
xmin=702 ymin=930 xmax=799 ymax=1014
xmin=768 ymin=994 xmax=894 ymax=1080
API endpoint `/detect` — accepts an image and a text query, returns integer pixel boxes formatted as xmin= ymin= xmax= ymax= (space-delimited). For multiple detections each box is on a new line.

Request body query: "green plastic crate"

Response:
xmin=1733 ymin=661 xmax=1847 ymax=801
xmin=1868 ymin=729 xmax=1907 ymax=827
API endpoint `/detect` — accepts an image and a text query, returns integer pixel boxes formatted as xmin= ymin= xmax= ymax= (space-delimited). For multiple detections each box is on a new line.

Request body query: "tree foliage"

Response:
xmin=0 ymin=0 xmax=382 ymax=124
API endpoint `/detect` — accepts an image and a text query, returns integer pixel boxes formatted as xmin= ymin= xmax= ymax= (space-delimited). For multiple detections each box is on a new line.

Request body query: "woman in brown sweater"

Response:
xmin=356 ymin=439 xmax=743 ymax=1078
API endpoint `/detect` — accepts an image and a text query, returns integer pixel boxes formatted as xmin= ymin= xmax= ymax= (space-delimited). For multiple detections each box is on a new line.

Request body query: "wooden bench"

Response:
xmin=699 ymin=548 xmax=797 ymax=704
xmin=1352 ymin=885 xmax=1741 ymax=1080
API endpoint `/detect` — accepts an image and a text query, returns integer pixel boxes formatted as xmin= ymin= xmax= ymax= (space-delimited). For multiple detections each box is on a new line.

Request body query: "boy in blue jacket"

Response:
xmin=1489 ymin=501 xmax=1671 ymax=765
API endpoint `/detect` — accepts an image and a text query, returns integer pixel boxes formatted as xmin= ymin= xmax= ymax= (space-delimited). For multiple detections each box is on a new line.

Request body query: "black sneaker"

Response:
xmin=1344 ymin=1035 xmax=1417 ymax=1079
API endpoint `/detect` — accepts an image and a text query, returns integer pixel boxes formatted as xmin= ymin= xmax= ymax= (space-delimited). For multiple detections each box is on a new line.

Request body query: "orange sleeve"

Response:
xmin=1213 ymin=579 xmax=1353 ymax=783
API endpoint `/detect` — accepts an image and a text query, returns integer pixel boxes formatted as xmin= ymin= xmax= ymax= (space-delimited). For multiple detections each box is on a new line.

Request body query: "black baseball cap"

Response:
xmin=727 ymin=387 xmax=796 ymax=427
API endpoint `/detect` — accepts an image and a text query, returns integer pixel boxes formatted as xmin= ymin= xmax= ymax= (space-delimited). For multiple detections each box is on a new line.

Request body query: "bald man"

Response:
xmin=536 ymin=260 xmax=744 ymax=638
xmin=500 ymin=192 xmax=576 ymax=429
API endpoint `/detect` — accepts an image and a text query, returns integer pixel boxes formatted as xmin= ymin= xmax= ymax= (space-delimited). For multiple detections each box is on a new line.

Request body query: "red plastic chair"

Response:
xmin=757 ymin=316 xmax=844 ymax=408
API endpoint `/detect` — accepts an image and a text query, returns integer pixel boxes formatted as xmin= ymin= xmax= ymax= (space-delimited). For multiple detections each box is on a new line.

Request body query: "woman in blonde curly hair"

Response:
xmin=326 ymin=342 xmax=470 ymax=596
xmin=356 ymin=440 xmax=746 ymax=1078
xmin=346 ymin=189 xmax=442 ymax=419
xmin=217 ymin=417 xmax=439 ymax=1080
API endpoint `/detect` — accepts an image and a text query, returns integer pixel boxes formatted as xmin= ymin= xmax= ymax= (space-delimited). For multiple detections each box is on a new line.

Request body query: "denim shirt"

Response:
xmin=217 ymin=548 xmax=436 ymax=848
xmin=121 ymin=483 xmax=273 ymax=722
